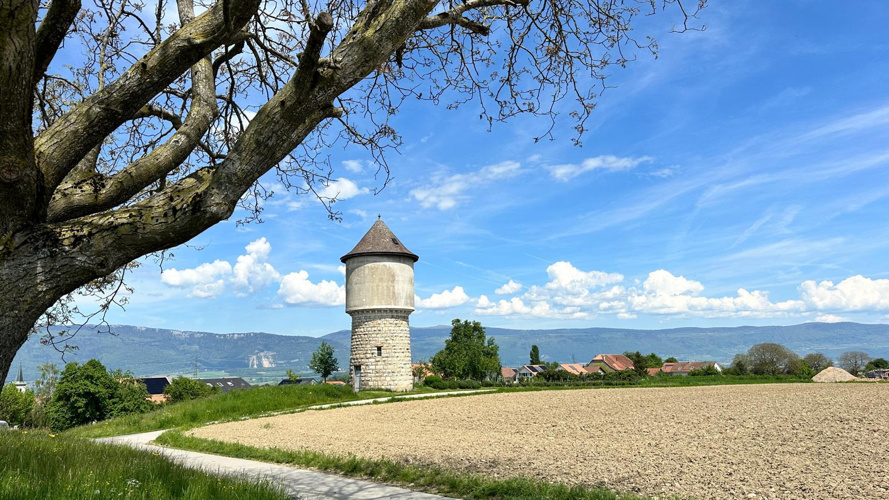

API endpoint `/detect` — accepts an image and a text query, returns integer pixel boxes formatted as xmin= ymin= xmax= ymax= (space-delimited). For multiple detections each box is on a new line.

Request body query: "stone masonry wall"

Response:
xmin=349 ymin=309 xmax=413 ymax=392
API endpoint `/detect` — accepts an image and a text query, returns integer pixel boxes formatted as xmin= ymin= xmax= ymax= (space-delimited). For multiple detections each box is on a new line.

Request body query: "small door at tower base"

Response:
xmin=353 ymin=365 xmax=361 ymax=391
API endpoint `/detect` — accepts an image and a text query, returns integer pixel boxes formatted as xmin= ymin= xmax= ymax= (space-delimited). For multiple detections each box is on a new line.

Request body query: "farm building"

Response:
xmin=659 ymin=361 xmax=722 ymax=376
xmin=586 ymin=354 xmax=635 ymax=373
xmin=865 ymin=369 xmax=889 ymax=380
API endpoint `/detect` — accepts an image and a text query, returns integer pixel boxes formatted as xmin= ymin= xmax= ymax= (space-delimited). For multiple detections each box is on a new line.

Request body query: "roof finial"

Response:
xmin=377 ymin=214 xmax=381 ymax=221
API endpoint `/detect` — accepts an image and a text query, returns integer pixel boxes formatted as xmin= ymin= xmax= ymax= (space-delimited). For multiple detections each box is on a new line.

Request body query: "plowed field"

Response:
xmin=190 ymin=384 xmax=889 ymax=499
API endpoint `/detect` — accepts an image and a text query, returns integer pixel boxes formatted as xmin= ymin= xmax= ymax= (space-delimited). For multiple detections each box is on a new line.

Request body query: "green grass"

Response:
xmin=156 ymin=431 xmax=653 ymax=500
xmin=0 ymin=430 xmax=287 ymax=500
xmin=65 ymin=383 xmax=440 ymax=439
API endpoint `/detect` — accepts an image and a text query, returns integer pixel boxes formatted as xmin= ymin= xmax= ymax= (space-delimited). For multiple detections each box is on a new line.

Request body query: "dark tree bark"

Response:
xmin=0 ymin=0 xmax=703 ymax=383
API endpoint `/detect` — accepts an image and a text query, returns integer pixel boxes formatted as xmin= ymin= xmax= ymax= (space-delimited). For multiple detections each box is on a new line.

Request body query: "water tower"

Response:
xmin=341 ymin=218 xmax=417 ymax=392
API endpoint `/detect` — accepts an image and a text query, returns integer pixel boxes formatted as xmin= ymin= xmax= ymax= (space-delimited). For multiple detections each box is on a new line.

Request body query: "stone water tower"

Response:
xmin=341 ymin=218 xmax=417 ymax=392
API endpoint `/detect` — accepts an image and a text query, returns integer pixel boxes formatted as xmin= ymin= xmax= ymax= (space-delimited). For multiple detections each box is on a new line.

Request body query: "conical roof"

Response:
xmin=15 ymin=364 xmax=23 ymax=383
xmin=341 ymin=218 xmax=418 ymax=263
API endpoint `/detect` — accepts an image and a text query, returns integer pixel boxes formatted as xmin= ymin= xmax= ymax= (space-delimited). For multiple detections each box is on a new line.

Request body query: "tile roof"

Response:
xmin=341 ymin=219 xmax=419 ymax=263
xmin=661 ymin=361 xmax=720 ymax=374
xmin=501 ymin=367 xmax=517 ymax=379
xmin=589 ymin=354 xmax=635 ymax=371
xmin=559 ymin=363 xmax=587 ymax=376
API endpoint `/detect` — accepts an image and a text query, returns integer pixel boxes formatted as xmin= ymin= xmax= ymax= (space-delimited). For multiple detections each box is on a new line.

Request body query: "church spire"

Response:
xmin=15 ymin=363 xmax=23 ymax=383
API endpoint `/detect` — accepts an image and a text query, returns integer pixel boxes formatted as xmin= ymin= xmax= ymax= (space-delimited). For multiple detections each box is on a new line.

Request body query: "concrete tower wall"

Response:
xmin=348 ymin=309 xmax=413 ymax=392
xmin=344 ymin=255 xmax=415 ymax=313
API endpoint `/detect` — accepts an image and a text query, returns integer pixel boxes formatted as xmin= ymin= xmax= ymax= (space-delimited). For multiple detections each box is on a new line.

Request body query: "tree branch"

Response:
xmin=34 ymin=0 xmax=82 ymax=80
xmin=418 ymin=0 xmax=528 ymax=34
xmin=46 ymin=0 xmax=220 ymax=223
xmin=34 ymin=0 xmax=261 ymax=201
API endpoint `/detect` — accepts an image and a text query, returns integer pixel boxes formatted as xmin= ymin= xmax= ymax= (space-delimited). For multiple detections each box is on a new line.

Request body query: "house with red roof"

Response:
xmin=585 ymin=354 xmax=635 ymax=373
xmin=501 ymin=366 xmax=518 ymax=383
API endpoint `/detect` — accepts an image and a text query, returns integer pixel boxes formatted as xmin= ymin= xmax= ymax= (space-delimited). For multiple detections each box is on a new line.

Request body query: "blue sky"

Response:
xmin=87 ymin=1 xmax=889 ymax=336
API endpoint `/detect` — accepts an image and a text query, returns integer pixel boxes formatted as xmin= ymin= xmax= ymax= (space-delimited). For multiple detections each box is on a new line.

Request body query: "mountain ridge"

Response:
xmin=8 ymin=322 xmax=889 ymax=384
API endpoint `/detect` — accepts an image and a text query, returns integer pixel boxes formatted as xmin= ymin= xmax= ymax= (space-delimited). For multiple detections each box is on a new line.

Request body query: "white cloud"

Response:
xmin=548 ymin=155 xmax=654 ymax=181
xmin=161 ymin=260 xmax=232 ymax=298
xmin=317 ymin=178 xmax=369 ymax=201
xmin=495 ymin=280 xmax=523 ymax=295
xmin=278 ymin=271 xmax=345 ymax=306
xmin=337 ymin=265 xmax=346 ymax=276
xmin=642 ymin=269 xmax=704 ymax=295
xmin=799 ymin=275 xmax=889 ymax=311
xmin=416 ymin=286 xmax=470 ymax=309
xmin=814 ymin=313 xmax=849 ymax=323
xmin=410 ymin=161 xmax=522 ymax=210
xmin=475 ymin=295 xmax=590 ymax=320
xmin=342 ymin=160 xmax=364 ymax=173
xmin=231 ymin=238 xmax=281 ymax=294
xmin=546 ymin=261 xmax=624 ymax=290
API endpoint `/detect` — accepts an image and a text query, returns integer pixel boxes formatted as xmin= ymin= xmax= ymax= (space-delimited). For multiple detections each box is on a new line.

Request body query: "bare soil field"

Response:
xmin=190 ymin=384 xmax=889 ymax=499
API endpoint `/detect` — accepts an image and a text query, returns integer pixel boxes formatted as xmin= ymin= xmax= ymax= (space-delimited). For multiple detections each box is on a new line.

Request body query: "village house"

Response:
xmin=501 ymin=367 xmax=518 ymax=383
xmin=659 ymin=361 xmax=722 ymax=376
xmin=139 ymin=376 xmax=172 ymax=403
xmin=516 ymin=364 xmax=547 ymax=379
xmin=586 ymin=354 xmax=635 ymax=373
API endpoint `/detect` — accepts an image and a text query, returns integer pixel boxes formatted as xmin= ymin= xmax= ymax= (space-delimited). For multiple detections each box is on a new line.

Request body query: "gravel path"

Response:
xmin=191 ymin=384 xmax=889 ymax=499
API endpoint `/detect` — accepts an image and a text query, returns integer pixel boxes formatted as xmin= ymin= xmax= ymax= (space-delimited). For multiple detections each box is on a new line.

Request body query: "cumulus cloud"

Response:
xmin=477 ymin=264 xmax=817 ymax=320
xmin=161 ymin=260 xmax=232 ymax=298
xmin=799 ymin=275 xmax=889 ymax=311
xmin=278 ymin=271 xmax=345 ymax=306
xmin=814 ymin=313 xmax=849 ymax=323
xmin=642 ymin=269 xmax=704 ymax=295
xmin=546 ymin=261 xmax=624 ymax=290
xmin=410 ymin=161 xmax=522 ymax=210
xmin=495 ymin=280 xmax=523 ymax=295
xmin=416 ymin=286 xmax=470 ymax=309
xmin=548 ymin=155 xmax=654 ymax=182
xmin=475 ymin=295 xmax=590 ymax=319
xmin=160 ymin=238 xmax=345 ymax=307
xmin=317 ymin=178 xmax=369 ymax=201
xmin=231 ymin=238 xmax=281 ymax=294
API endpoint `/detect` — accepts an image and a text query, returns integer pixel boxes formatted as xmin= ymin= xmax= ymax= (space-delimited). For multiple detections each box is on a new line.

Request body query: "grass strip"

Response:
xmin=156 ymin=430 xmax=657 ymax=500
xmin=0 ymin=430 xmax=287 ymax=500
xmin=65 ymin=384 xmax=437 ymax=439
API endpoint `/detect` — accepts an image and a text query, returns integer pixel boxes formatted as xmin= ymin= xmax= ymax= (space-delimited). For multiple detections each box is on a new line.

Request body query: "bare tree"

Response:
xmin=838 ymin=351 xmax=870 ymax=375
xmin=0 ymin=0 xmax=705 ymax=382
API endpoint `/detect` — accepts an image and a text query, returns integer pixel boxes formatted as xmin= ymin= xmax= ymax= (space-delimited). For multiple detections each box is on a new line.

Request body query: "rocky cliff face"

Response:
xmin=248 ymin=351 xmax=277 ymax=368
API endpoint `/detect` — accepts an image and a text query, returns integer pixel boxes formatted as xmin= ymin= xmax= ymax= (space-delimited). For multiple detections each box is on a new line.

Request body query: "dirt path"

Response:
xmin=191 ymin=384 xmax=889 ymax=499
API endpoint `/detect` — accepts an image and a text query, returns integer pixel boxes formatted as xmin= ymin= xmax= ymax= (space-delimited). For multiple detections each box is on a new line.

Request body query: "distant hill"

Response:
xmin=8 ymin=322 xmax=889 ymax=384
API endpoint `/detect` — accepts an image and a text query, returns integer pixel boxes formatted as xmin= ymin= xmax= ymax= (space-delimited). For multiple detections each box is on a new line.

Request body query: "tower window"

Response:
xmin=376 ymin=346 xmax=382 ymax=356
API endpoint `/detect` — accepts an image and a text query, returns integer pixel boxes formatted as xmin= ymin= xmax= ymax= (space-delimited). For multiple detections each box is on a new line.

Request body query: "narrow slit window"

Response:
xmin=376 ymin=346 xmax=382 ymax=356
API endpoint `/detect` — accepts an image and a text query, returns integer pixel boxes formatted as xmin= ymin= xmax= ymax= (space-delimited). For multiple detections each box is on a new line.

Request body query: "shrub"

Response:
xmin=688 ymin=365 xmax=721 ymax=376
xmin=164 ymin=376 xmax=220 ymax=403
